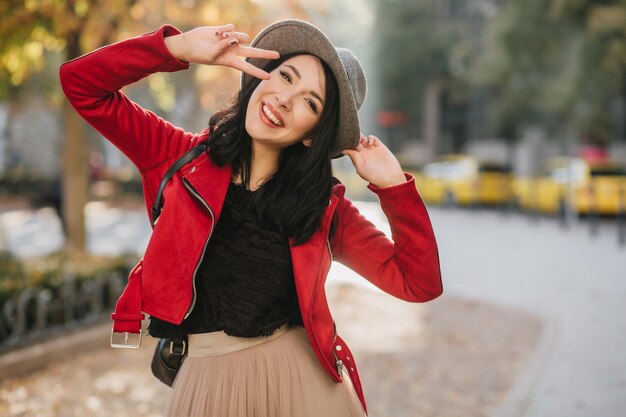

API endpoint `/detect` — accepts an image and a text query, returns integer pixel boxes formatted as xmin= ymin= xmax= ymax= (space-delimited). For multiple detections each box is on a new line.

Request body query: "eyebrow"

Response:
xmin=284 ymin=64 xmax=325 ymax=107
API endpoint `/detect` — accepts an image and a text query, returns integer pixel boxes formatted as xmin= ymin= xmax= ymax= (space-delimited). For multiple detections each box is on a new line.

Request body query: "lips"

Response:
xmin=259 ymin=101 xmax=284 ymax=128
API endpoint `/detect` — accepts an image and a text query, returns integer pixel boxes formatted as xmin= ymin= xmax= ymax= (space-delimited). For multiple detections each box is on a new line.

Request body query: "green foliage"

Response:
xmin=375 ymin=0 xmax=460 ymax=114
xmin=0 ymin=250 xmax=136 ymax=305
xmin=474 ymin=0 xmax=626 ymax=142
xmin=0 ymin=251 xmax=26 ymax=304
xmin=375 ymin=0 xmax=625 ymax=145
xmin=0 ymin=0 xmax=267 ymax=101
xmin=0 ymin=0 xmax=134 ymax=100
xmin=374 ymin=0 xmax=490 ymax=149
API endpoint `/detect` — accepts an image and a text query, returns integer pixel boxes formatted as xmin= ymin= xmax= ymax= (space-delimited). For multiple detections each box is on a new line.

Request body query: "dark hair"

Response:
xmin=207 ymin=52 xmax=340 ymax=246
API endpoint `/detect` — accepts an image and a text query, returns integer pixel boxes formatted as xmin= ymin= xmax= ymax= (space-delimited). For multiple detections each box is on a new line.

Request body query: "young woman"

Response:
xmin=60 ymin=19 xmax=442 ymax=417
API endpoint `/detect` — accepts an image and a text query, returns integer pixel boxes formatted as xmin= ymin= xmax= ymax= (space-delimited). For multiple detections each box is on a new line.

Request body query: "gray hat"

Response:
xmin=242 ymin=19 xmax=367 ymax=159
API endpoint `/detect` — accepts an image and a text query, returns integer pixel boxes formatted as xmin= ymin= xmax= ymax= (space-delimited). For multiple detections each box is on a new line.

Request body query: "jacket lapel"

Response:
xmin=181 ymin=153 xmax=232 ymax=221
xmin=289 ymin=184 xmax=343 ymax=320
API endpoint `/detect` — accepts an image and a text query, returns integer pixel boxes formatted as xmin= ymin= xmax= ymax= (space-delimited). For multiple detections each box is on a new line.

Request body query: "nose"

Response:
xmin=275 ymin=90 xmax=295 ymax=111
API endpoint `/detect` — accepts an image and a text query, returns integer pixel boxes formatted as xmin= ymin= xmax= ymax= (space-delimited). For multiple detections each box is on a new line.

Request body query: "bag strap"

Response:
xmin=151 ymin=142 xmax=208 ymax=226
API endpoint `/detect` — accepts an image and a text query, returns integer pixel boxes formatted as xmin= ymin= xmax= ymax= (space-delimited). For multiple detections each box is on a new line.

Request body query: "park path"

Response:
xmin=1 ymin=200 xmax=625 ymax=416
xmin=411 ymin=207 xmax=626 ymax=417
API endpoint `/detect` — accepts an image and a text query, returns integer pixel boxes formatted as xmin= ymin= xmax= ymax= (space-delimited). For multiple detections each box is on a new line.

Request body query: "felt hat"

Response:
xmin=242 ymin=19 xmax=367 ymax=159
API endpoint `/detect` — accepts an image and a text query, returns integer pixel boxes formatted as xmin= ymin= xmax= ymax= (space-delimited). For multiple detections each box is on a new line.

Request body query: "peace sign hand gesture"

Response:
xmin=164 ymin=23 xmax=280 ymax=80
xmin=342 ymin=134 xmax=408 ymax=189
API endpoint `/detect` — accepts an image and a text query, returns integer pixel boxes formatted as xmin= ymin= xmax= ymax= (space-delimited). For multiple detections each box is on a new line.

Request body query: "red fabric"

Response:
xmin=111 ymin=259 xmax=145 ymax=333
xmin=336 ymin=334 xmax=366 ymax=408
xmin=60 ymin=25 xmax=443 ymax=415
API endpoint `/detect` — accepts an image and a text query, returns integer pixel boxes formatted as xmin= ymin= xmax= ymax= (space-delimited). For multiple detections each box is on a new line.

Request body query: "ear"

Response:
xmin=303 ymin=137 xmax=314 ymax=147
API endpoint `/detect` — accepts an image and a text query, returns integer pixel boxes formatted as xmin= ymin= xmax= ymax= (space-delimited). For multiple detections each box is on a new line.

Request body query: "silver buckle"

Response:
xmin=110 ymin=328 xmax=143 ymax=349
xmin=169 ymin=339 xmax=186 ymax=356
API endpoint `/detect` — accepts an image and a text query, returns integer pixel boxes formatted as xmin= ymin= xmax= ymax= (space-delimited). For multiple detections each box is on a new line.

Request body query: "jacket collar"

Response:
xmin=181 ymin=153 xmax=232 ymax=220
xmin=183 ymin=151 xmax=347 ymax=232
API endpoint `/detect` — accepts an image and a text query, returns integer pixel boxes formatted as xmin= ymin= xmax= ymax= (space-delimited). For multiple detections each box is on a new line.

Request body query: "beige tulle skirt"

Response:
xmin=164 ymin=324 xmax=366 ymax=417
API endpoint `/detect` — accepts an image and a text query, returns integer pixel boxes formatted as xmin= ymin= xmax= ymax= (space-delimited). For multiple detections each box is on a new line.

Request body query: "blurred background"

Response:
xmin=0 ymin=1 xmax=625 ymax=416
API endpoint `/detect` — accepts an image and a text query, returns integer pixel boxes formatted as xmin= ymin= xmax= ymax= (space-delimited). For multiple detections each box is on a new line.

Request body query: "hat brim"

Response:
xmin=242 ymin=20 xmax=359 ymax=159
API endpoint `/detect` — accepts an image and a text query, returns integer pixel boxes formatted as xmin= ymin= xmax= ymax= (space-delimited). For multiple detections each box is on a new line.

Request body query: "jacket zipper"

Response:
xmin=182 ymin=177 xmax=215 ymax=319
xmin=327 ymin=237 xmax=344 ymax=380
xmin=333 ymin=319 xmax=344 ymax=380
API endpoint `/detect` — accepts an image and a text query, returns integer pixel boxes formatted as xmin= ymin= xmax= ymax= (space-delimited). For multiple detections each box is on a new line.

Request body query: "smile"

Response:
xmin=259 ymin=102 xmax=284 ymax=128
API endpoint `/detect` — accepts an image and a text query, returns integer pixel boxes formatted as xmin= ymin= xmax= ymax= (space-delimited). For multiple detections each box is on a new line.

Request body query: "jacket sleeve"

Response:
xmin=59 ymin=24 xmax=204 ymax=172
xmin=332 ymin=172 xmax=443 ymax=302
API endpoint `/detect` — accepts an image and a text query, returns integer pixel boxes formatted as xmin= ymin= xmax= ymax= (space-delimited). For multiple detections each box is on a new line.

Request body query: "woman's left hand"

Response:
xmin=342 ymin=134 xmax=407 ymax=188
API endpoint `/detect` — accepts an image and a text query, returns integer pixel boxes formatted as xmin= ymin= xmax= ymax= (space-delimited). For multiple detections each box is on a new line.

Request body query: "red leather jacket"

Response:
xmin=59 ymin=25 xmax=443 ymax=415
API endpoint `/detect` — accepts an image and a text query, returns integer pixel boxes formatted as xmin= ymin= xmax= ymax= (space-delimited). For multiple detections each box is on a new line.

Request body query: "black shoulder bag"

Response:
xmin=149 ymin=142 xmax=208 ymax=386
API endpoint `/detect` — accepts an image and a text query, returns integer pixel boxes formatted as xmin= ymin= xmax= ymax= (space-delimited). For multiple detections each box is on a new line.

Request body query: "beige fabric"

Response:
xmin=164 ymin=325 xmax=366 ymax=417
xmin=187 ymin=324 xmax=290 ymax=358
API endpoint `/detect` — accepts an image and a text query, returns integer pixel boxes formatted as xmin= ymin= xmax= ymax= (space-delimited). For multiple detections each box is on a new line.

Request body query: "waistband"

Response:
xmin=188 ymin=324 xmax=290 ymax=358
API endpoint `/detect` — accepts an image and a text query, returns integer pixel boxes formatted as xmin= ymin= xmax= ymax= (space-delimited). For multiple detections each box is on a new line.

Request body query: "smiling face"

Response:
xmin=245 ymin=54 xmax=326 ymax=152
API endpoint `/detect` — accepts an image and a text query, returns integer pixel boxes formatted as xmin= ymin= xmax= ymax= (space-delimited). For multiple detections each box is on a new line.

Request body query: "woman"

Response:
xmin=60 ymin=19 xmax=443 ymax=417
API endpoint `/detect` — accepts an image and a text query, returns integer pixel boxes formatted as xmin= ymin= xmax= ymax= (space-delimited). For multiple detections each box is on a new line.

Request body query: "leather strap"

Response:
xmin=111 ymin=260 xmax=145 ymax=334
xmin=151 ymin=142 xmax=208 ymax=226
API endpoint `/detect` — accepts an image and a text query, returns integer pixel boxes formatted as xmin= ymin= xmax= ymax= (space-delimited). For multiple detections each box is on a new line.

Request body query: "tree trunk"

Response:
xmin=61 ymin=31 xmax=89 ymax=256
xmin=422 ymin=78 xmax=441 ymax=162
xmin=61 ymin=100 xmax=88 ymax=255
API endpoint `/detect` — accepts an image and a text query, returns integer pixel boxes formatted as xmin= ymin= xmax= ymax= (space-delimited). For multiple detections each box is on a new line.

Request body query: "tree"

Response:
xmin=0 ymin=0 xmax=269 ymax=257
xmin=374 ymin=0 xmax=490 ymax=162
xmin=1 ymin=0 xmax=142 ymax=256
xmin=471 ymin=0 xmax=626 ymax=148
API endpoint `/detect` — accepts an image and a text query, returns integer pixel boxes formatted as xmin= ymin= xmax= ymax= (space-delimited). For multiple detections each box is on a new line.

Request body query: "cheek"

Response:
xmin=297 ymin=110 xmax=320 ymax=133
xmin=249 ymin=85 xmax=261 ymax=106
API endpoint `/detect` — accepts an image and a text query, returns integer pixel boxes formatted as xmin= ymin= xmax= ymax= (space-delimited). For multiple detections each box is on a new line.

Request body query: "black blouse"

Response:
xmin=148 ymin=181 xmax=304 ymax=338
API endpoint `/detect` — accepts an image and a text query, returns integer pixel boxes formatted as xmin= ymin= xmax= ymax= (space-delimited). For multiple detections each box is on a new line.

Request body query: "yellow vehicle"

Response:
xmin=513 ymin=157 xmax=589 ymax=214
xmin=476 ymin=162 xmax=513 ymax=206
xmin=574 ymin=162 xmax=626 ymax=216
xmin=414 ymin=155 xmax=479 ymax=206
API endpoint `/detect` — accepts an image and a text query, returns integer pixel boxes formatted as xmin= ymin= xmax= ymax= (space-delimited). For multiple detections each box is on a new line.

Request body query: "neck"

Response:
xmin=235 ymin=140 xmax=281 ymax=190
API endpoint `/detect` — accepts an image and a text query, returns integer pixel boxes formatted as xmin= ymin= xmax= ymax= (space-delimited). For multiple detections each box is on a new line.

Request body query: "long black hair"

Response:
xmin=207 ymin=52 xmax=340 ymax=246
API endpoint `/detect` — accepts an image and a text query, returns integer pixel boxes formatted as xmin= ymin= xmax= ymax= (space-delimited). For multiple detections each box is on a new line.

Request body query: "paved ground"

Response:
xmin=0 ymin=284 xmax=541 ymax=417
xmin=1 ymin=200 xmax=625 ymax=416
xmin=421 ymin=207 xmax=626 ymax=417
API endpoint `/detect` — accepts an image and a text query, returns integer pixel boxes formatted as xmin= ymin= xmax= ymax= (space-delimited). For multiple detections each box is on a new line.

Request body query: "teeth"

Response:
xmin=262 ymin=105 xmax=282 ymax=126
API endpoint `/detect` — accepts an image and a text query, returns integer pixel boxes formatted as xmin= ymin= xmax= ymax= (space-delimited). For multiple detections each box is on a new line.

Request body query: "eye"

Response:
xmin=305 ymin=98 xmax=318 ymax=113
xmin=279 ymin=70 xmax=291 ymax=83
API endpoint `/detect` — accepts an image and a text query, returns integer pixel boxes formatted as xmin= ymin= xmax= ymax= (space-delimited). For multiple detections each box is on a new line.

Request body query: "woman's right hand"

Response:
xmin=164 ymin=23 xmax=280 ymax=80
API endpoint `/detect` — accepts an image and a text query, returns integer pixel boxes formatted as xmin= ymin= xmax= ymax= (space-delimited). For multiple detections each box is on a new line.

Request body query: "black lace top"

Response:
xmin=147 ymin=181 xmax=304 ymax=338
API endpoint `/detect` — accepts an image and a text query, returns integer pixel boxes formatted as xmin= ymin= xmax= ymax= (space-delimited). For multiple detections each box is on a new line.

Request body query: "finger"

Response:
xmin=221 ymin=31 xmax=250 ymax=43
xmin=237 ymin=45 xmax=280 ymax=60
xmin=342 ymin=149 xmax=361 ymax=166
xmin=215 ymin=37 xmax=239 ymax=55
xmin=215 ymin=23 xmax=235 ymax=36
xmin=229 ymin=57 xmax=272 ymax=80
